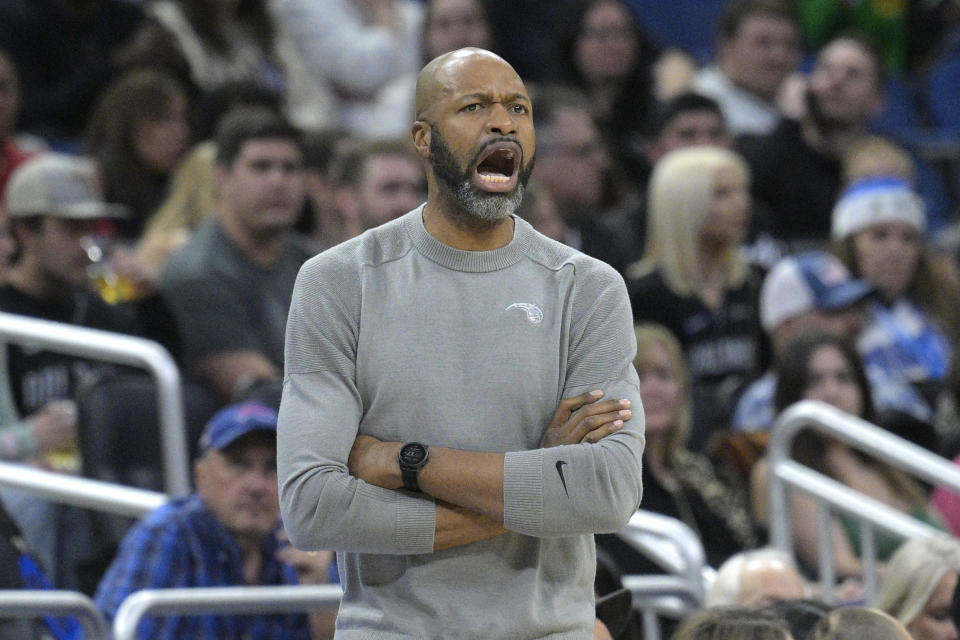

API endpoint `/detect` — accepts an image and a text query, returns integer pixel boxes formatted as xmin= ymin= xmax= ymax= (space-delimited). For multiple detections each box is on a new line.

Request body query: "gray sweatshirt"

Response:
xmin=278 ymin=207 xmax=644 ymax=639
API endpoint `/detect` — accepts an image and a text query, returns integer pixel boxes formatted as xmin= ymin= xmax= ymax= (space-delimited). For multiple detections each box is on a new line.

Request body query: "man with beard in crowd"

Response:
xmin=277 ymin=47 xmax=644 ymax=638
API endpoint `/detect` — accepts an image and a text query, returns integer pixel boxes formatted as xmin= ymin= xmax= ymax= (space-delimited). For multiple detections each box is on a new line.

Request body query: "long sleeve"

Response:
xmin=503 ymin=267 xmax=644 ymax=536
xmin=278 ymin=248 xmax=436 ymax=554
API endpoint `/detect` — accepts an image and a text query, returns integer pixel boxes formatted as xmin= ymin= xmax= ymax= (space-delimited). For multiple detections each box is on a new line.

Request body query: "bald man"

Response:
xmin=278 ymin=48 xmax=645 ymax=637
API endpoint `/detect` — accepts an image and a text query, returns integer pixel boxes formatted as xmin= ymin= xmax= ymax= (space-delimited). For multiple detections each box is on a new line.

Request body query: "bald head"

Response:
xmin=415 ymin=48 xmax=518 ymax=120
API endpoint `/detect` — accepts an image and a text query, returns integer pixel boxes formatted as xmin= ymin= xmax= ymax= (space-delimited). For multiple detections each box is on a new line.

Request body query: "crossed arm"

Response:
xmin=347 ymin=390 xmax=633 ymax=551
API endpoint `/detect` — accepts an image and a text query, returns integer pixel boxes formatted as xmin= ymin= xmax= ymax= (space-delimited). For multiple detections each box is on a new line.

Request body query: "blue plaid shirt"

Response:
xmin=95 ymin=494 xmax=309 ymax=640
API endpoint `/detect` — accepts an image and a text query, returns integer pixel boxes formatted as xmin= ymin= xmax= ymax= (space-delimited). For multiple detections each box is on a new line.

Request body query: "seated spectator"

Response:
xmin=732 ymin=250 xmax=930 ymax=432
xmin=831 ymin=178 xmax=960 ymax=408
xmin=627 ymin=146 xmax=762 ymax=450
xmin=672 ymin=606 xmax=793 ymax=640
xmin=750 ymin=331 xmax=943 ymax=578
xmin=0 ymin=496 xmax=81 ymax=639
xmin=134 ymin=141 xmax=217 ymax=283
xmin=554 ymin=0 xmax=693 ymax=180
xmin=121 ymin=0 xmax=334 ymax=132
xmin=707 ymin=548 xmax=808 ymax=608
xmin=742 ymin=32 xmax=886 ymax=247
xmin=0 ymin=153 xmax=179 ymax=591
xmin=158 ymin=108 xmax=312 ymax=403
xmin=330 ymin=139 xmax=425 ymax=233
xmin=596 ymin=323 xmax=758 ymax=575
xmin=83 ymin=68 xmax=190 ymax=240
xmin=95 ymin=402 xmax=336 ymax=638
xmin=691 ymin=0 xmax=802 ymax=138
xmin=603 ymin=91 xmax=735 ymax=265
xmin=270 ymin=0 xmax=422 ymax=135
xmin=874 ymin=535 xmax=960 ymax=640
xmin=808 ymin=606 xmax=912 ymax=640
xmin=529 ymin=84 xmax=637 ymax=273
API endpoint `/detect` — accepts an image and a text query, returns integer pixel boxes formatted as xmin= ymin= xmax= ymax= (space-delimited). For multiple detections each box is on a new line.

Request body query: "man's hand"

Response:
xmin=540 ymin=390 xmax=632 ymax=448
xmin=348 ymin=435 xmax=401 ymax=489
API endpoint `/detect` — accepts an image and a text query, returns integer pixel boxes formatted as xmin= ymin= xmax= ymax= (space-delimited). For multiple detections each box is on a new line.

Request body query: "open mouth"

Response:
xmin=473 ymin=141 xmax=521 ymax=192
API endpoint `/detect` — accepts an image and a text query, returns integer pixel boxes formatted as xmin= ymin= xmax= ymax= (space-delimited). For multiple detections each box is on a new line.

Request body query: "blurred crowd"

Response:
xmin=2 ymin=0 xmax=960 ymax=638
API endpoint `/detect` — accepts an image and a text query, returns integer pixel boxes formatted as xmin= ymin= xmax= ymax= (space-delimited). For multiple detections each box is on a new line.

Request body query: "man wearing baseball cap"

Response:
xmin=0 ymin=152 xmax=180 ymax=592
xmin=95 ymin=402 xmax=335 ymax=639
xmin=732 ymin=250 xmax=930 ymax=431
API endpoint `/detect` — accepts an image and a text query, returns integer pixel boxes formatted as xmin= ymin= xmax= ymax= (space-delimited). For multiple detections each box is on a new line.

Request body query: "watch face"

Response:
xmin=399 ymin=443 xmax=427 ymax=466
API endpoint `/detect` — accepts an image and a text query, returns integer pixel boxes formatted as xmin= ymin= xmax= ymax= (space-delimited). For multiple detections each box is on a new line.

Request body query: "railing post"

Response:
xmin=0 ymin=312 xmax=190 ymax=496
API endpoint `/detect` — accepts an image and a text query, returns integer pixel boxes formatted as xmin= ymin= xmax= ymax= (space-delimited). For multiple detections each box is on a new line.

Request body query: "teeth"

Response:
xmin=479 ymin=173 xmax=511 ymax=183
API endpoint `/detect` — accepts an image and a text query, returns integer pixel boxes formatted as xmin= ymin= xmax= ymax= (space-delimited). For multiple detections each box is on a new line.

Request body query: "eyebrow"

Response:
xmin=459 ymin=92 xmax=531 ymax=103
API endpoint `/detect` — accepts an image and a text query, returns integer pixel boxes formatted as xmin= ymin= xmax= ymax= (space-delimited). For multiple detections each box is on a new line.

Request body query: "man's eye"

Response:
xmin=511 ymin=104 xmax=528 ymax=114
xmin=463 ymin=103 xmax=482 ymax=112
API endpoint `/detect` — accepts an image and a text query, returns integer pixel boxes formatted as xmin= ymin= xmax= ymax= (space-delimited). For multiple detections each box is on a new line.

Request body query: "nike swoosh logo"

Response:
xmin=555 ymin=460 xmax=569 ymax=497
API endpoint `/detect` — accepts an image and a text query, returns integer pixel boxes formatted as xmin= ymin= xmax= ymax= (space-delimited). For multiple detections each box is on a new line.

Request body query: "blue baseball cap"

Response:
xmin=760 ymin=251 xmax=875 ymax=332
xmin=198 ymin=402 xmax=278 ymax=452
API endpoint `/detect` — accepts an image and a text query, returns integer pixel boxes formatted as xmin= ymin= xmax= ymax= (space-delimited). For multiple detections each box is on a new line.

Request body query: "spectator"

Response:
xmin=95 ymin=402 xmax=336 ymax=639
xmin=706 ymin=548 xmax=808 ymax=608
xmin=554 ymin=0 xmax=689 ymax=180
xmin=0 ymin=0 xmax=145 ymax=144
xmin=330 ymin=139 xmax=425 ymax=233
xmin=530 ymin=85 xmax=637 ymax=273
xmin=271 ymin=0 xmax=423 ymax=136
xmin=158 ymin=107 xmax=311 ymax=404
xmin=731 ymin=250 xmax=930 ymax=433
xmin=672 ymin=606 xmax=793 ymax=640
xmin=875 ymin=535 xmax=960 ymax=640
xmin=750 ymin=331 xmax=943 ymax=578
xmin=596 ymin=323 xmax=758 ymax=574
xmin=121 ymin=0 xmax=332 ymax=133
xmin=83 ymin=68 xmax=190 ymax=240
xmin=627 ymin=146 xmax=761 ymax=450
xmin=0 ymin=152 xmax=177 ymax=592
xmin=364 ymin=0 xmax=499 ymax=140
xmin=607 ymin=91 xmax=734 ymax=266
xmin=743 ymin=33 xmax=886 ymax=246
xmin=692 ymin=0 xmax=802 ymax=138
xmin=808 ymin=606 xmax=913 ymax=640
xmin=831 ymin=177 xmax=960 ymax=409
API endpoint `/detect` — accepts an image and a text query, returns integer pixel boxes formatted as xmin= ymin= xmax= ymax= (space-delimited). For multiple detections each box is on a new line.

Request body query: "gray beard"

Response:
xmin=429 ymin=124 xmax=529 ymax=224
xmin=451 ymin=179 xmax=525 ymax=222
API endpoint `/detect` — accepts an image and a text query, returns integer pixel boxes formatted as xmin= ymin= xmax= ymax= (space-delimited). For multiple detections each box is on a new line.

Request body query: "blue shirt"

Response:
xmin=95 ymin=494 xmax=309 ymax=640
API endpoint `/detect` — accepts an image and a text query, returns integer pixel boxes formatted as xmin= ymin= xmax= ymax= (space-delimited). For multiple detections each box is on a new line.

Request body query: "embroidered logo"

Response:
xmin=505 ymin=302 xmax=543 ymax=324
xmin=555 ymin=460 xmax=570 ymax=497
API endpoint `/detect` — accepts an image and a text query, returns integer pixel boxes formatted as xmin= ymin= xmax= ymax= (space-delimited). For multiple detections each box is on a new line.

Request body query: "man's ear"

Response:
xmin=412 ymin=121 xmax=431 ymax=158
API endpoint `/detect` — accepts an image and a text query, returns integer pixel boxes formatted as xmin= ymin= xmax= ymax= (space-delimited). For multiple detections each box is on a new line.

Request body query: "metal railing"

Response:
xmin=112 ymin=585 xmax=343 ymax=640
xmin=0 ymin=311 xmax=190 ymax=496
xmin=0 ymin=590 xmax=109 ymax=639
xmin=617 ymin=510 xmax=711 ymax=640
xmin=767 ymin=400 xmax=960 ymax=600
xmin=0 ymin=460 xmax=165 ymax=517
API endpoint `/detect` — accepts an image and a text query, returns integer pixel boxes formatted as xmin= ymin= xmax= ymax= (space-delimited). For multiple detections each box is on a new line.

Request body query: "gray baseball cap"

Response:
xmin=4 ymin=153 xmax=128 ymax=219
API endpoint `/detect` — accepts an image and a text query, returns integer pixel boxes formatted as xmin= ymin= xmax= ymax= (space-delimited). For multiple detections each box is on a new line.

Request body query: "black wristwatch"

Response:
xmin=397 ymin=442 xmax=429 ymax=492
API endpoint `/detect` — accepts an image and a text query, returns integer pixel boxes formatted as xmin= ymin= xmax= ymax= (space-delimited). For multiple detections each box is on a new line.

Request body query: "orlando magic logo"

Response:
xmin=505 ymin=302 xmax=543 ymax=325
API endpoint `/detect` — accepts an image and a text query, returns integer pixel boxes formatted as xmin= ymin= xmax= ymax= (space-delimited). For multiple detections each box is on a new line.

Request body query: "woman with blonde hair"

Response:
xmin=627 ymin=146 xmax=761 ymax=450
xmin=875 ymin=535 xmax=960 ymax=640
xmin=596 ymin=323 xmax=757 ymax=575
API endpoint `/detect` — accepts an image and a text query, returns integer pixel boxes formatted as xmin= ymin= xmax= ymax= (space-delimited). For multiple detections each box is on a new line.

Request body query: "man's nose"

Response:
xmin=486 ymin=103 xmax=516 ymax=135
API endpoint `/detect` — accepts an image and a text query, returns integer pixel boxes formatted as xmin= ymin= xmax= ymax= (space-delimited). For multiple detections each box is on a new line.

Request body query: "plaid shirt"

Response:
xmin=95 ymin=494 xmax=309 ymax=640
